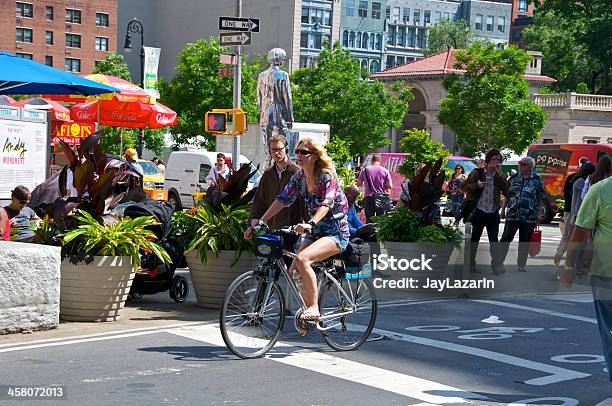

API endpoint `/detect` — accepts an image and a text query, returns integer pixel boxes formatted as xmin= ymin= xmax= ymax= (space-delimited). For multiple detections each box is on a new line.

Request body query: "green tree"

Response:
xmin=524 ymin=0 xmax=612 ymax=94
xmin=100 ymin=127 xmax=165 ymax=156
xmin=90 ymin=51 xmax=164 ymax=155
xmin=91 ymin=52 xmax=132 ymax=81
xmin=438 ymin=42 xmax=547 ymax=157
xmin=158 ymin=38 xmax=260 ymax=149
xmin=397 ymin=129 xmax=450 ymax=178
xmin=425 ymin=19 xmax=474 ymax=55
xmin=292 ymin=42 xmax=410 ymax=157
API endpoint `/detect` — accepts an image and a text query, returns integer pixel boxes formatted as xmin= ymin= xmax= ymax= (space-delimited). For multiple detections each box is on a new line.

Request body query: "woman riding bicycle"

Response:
xmin=253 ymin=138 xmax=350 ymax=321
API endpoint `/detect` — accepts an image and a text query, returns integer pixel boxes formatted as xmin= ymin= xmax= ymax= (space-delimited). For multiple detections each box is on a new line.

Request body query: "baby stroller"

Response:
xmin=123 ymin=199 xmax=189 ymax=303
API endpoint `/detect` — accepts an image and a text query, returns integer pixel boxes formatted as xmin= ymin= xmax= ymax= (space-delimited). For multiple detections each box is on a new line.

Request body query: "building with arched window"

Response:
xmin=340 ymin=0 xmax=385 ymax=74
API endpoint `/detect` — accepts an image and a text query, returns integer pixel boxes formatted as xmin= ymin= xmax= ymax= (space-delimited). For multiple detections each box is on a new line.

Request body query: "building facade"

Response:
xmin=300 ymin=0 xmax=342 ymax=68
xmin=340 ymin=0 xmax=386 ymax=74
xmin=381 ymin=0 xmax=512 ymax=70
xmin=118 ymin=0 xmax=342 ymax=80
xmin=0 ymin=0 xmax=118 ymax=74
xmin=370 ymin=49 xmax=554 ymax=152
xmin=509 ymin=0 xmax=538 ymax=47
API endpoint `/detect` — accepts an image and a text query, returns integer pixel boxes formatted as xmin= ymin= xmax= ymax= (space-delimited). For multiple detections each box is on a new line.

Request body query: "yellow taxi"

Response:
xmin=138 ymin=159 xmax=169 ymax=201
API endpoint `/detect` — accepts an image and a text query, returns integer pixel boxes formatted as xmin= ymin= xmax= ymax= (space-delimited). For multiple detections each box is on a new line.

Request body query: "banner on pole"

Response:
xmin=143 ymin=46 xmax=161 ymax=98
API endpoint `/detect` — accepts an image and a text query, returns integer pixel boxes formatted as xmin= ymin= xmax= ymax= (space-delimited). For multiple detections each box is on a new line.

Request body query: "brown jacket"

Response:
xmin=463 ymin=168 xmax=510 ymax=210
xmin=249 ymin=160 xmax=305 ymax=229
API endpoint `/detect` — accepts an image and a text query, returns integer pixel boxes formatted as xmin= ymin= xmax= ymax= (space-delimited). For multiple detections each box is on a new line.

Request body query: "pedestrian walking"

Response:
xmin=554 ymin=159 xmax=593 ymax=265
xmin=560 ymin=175 xmax=612 ymax=383
xmin=496 ymin=157 xmax=544 ymax=273
xmin=356 ymin=155 xmax=393 ymax=222
xmin=581 ymin=154 xmax=611 ymax=201
xmin=245 ymin=136 xmax=304 ymax=246
xmin=449 ymin=164 xmax=467 ymax=219
xmin=205 ymin=153 xmax=230 ymax=187
xmin=462 ymin=149 xmax=509 ymax=274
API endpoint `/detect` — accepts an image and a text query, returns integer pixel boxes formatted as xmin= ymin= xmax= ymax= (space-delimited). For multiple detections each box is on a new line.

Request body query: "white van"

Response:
xmin=164 ymin=151 xmax=260 ymax=209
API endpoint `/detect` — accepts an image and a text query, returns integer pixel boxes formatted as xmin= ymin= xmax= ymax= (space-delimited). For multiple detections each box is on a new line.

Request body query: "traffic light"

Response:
xmin=233 ymin=110 xmax=248 ymax=133
xmin=205 ymin=112 xmax=227 ymax=133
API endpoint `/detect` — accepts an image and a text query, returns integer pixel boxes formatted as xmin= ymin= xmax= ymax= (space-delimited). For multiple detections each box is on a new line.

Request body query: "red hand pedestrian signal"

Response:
xmin=205 ymin=112 xmax=227 ymax=133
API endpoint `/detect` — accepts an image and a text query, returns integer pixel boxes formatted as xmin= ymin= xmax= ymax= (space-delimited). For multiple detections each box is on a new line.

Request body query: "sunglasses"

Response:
xmin=19 ymin=200 xmax=29 ymax=205
xmin=295 ymin=149 xmax=313 ymax=156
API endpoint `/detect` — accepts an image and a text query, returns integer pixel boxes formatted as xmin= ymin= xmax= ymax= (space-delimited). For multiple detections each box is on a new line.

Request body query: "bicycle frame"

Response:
xmin=256 ymin=249 xmax=357 ymax=323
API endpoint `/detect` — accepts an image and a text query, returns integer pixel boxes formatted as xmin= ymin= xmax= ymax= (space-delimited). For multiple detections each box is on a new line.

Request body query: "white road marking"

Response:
xmin=378 ymin=299 xmax=454 ymax=309
xmin=550 ymin=354 xmax=605 ymax=364
xmin=0 ymin=330 xmax=163 ymax=354
xmin=594 ymin=399 xmax=612 ymax=406
xmin=509 ymin=397 xmax=578 ymax=406
xmin=472 ymin=299 xmax=597 ymax=324
xmin=0 ymin=321 xmax=208 ymax=349
xmin=168 ymin=324 xmax=486 ymax=404
xmin=363 ymin=325 xmax=590 ymax=386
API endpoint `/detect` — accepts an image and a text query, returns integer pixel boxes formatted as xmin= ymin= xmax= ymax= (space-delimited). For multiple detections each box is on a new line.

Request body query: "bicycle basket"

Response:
xmin=341 ymin=238 xmax=371 ymax=273
xmin=255 ymin=234 xmax=283 ymax=259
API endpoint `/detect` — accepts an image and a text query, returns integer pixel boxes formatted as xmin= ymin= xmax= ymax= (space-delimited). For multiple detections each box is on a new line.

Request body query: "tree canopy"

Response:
xmin=438 ymin=42 xmax=546 ymax=157
xmin=91 ymin=52 xmax=132 ymax=81
xmin=158 ymin=38 xmax=260 ymax=149
xmin=397 ymin=129 xmax=450 ymax=178
xmin=425 ymin=19 xmax=474 ymax=55
xmin=524 ymin=0 xmax=612 ymax=94
xmin=292 ymin=43 xmax=410 ymax=157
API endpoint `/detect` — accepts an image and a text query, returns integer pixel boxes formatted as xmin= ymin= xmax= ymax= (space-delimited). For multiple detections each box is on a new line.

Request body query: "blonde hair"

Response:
xmin=297 ymin=138 xmax=336 ymax=181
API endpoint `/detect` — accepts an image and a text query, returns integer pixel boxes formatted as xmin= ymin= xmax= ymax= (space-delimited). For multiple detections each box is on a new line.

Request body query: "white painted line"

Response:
xmin=472 ymin=299 xmax=597 ymax=324
xmin=378 ymin=299 xmax=455 ymax=309
xmin=594 ymin=399 xmax=612 ymax=406
xmin=0 ymin=321 xmax=208 ymax=350
xmin=0 ymin=330 xmax=163 ymax=354
xmin=364 ymin=326 xmax=590 ymax=386
xmin=168 ymin=324 xmax=486 ymax=404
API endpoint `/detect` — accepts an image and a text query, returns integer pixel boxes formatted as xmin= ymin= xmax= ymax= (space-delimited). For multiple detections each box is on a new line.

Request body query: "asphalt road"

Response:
xmin=2 ymin=218 xmax=609 ymax=406
xmin=0 ymin=292 xmax=609 ymax=406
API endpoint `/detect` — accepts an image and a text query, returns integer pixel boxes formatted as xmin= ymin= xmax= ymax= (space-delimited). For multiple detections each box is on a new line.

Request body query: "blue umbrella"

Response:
xmin=0 ymin=52 xmax=118 ymax=95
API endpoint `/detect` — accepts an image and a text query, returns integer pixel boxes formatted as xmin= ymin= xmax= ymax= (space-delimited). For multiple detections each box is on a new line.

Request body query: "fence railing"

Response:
xmin=533 ymin=92 xmax=612 ymax=111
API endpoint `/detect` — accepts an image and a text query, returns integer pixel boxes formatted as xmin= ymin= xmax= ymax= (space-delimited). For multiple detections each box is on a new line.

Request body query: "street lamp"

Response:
xmin=124 ymin=17 xmax=145 ymax=157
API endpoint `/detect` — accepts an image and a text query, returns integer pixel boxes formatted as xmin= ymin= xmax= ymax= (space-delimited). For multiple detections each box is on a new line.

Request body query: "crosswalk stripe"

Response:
xmin=168 ymin=324 xmax=486 ymax=404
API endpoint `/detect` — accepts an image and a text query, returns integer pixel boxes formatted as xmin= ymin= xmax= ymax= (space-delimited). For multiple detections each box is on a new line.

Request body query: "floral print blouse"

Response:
xmin=278 ymin=170 xmax=349 ymax=238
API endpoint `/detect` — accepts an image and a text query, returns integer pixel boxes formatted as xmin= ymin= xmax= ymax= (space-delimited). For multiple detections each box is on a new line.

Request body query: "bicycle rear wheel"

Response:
xmin=220 ymin=270 xmax=285 ymax=359
xmin=318 ymin=277 xmax=377 ymax=351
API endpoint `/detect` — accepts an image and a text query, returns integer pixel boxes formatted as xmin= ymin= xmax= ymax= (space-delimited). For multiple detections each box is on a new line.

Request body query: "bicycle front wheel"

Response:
xmin=318 ymin=277 xmax=377 ymax=351
xmin=220 ymin=270 xmax=285 ymax=359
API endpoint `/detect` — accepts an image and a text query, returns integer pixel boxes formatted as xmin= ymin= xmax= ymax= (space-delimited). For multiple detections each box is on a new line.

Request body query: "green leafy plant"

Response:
xmin=61 ymin=210 xmax=171 ymax=269
xmin=397 ymin=128 xmax=450 ymax=179
xmin=376 ymin=208 xmax=463 ymax=247
xmin=182 ymin=162 xmax=258 ymax=265
xmin=184 ymin=204 xmax=252 ymax=266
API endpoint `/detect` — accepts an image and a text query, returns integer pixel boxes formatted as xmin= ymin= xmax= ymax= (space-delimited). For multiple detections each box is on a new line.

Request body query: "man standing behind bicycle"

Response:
xmin=254 ymin=138 xmax=350 ymax=321
xmin=244 ymin=135 xmax=305 ymax=253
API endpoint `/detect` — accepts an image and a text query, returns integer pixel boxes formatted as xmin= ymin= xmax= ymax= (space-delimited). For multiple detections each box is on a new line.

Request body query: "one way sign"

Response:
xmin=218 ymin=16 xmax=260 ymax=33
xmin=219 ymin=32 xmax=252 ymax=46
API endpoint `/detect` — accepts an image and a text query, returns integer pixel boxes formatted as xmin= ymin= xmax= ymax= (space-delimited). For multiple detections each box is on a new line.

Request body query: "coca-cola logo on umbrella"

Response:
xmin=156 ymin=113 xmax=172 ymax=125
xmin=75 ymin=110 xmax=94 ymax=121
xmin=111 ymin=111 xmax=138 ymax=121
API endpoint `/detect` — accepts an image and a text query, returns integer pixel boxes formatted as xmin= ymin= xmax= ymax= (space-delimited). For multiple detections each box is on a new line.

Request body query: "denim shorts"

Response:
xmin=303 ymin=233 xmax=349 ymax=251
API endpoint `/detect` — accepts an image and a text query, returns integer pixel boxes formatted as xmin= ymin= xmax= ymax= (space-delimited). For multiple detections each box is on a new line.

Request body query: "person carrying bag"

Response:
xmin=357 ymin=155 xmax=393 ymax=223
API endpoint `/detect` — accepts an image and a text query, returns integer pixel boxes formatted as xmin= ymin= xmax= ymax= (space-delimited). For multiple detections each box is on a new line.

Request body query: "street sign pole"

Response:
xmin=232 ymin=0 xmax=242 ymax=171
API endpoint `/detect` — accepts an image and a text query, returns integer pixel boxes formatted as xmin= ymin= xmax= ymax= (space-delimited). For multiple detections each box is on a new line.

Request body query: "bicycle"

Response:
xmin=219 ymin=222 xmax=378 ymax=359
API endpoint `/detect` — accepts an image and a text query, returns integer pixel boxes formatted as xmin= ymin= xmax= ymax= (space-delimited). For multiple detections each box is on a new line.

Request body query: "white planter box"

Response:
xmin=60 ymin=256 xmax=134 ymax=322
xmin=186 ymin=250 xmax=258 ymax=309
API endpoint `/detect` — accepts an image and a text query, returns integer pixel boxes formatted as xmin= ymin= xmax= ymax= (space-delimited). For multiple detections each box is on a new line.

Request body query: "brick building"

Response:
xmin=509 ymin=0 xmax=538 ymax=47
xmin=0 ymin=0 xmax=118 ymax=74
